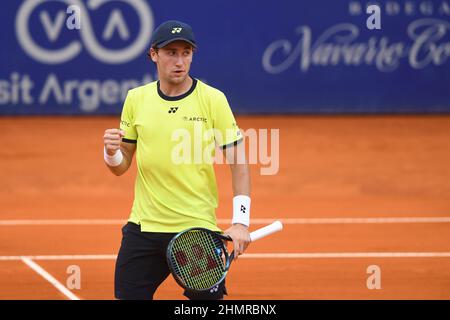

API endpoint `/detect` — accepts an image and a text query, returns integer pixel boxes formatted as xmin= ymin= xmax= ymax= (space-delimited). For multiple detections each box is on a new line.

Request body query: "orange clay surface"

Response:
xmin=1 ymin=115 xmax=450 ymax=299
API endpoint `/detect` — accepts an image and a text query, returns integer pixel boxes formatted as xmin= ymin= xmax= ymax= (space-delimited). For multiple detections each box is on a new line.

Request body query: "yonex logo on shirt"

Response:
xmin=168 ymin=107 xmax=179 ymax=113
xmin=171 ymin=27 xmax=182 ymax=33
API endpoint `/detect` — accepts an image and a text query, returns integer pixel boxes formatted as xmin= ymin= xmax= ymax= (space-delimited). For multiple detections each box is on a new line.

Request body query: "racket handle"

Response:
xmin=249 ymin=220 xmax=283 ymax=242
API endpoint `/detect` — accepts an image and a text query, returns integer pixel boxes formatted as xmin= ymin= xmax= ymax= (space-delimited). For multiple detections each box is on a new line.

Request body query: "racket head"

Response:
xmin=166 ymin=227 xmax=232 ymax=292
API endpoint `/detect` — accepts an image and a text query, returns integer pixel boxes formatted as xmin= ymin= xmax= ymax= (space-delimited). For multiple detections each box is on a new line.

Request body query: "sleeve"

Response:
xmin=212 ymin=91 xmax=243 ymax=149
xmin=119 ymin=90 xmax=138 ymax=143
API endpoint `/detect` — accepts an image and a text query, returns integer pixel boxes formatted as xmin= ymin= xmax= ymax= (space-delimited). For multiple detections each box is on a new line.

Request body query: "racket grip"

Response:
xmin=249 ymin=220 xmax=283 ymax=242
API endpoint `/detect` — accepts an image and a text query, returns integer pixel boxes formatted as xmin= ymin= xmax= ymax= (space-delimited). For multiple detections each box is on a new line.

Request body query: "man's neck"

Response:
xmin=159 ymin=76 xmax=193 ymax=97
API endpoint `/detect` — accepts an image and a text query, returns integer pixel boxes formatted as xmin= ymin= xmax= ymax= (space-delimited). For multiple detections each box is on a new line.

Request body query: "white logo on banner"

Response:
xmin=15 ymin=0 xmax=154 ymax=64
xmin=262 ymin=19 xmax=450 ymax=73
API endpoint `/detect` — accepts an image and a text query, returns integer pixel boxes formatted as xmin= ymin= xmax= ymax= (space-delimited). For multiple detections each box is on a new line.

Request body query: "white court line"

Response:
xmin=1 ymin=255 xmax=117 ymax=261
xmin=0 ymin=219 xmax=125 ymax=225
xmin=2 ymin=252 xmax=450 ymax=261
xmin=1 ymin=217 xmax=450 ymax=226
xmin=20 ymin=257 xmax=80 ymax=300
xmin=241 ymin=252 xmax=450 ymax=258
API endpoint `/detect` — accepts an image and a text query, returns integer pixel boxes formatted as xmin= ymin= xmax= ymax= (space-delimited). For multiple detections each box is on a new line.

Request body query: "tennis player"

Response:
xmin=103 ymin=20 xmax=251 ymax=300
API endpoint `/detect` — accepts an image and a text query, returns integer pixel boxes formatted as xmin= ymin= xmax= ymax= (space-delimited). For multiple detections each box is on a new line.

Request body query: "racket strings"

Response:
xmin=173 ymin=233 xmax=217 ymax=290
xmin=175 ymin=232 xmax=224 ymax=289
xmin=170 ymin=230 xmax=226 ymax=290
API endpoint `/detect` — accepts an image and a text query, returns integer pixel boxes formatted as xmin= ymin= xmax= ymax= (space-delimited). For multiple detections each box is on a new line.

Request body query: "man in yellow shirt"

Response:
xmin=103 ymin=20 xmax=251 ymax=300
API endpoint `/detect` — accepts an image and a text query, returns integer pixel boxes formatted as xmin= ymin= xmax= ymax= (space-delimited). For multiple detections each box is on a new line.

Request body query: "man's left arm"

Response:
xmin=223 ymin=139 xmax=251 ymax=260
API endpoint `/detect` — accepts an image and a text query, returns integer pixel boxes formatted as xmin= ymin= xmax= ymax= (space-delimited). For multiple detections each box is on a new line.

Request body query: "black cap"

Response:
xmin=150 ymin=20 xmax=197 ymax=49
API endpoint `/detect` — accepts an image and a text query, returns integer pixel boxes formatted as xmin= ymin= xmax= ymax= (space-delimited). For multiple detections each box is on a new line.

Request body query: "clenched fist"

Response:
xmin=103 ymin=128 xmax=125 ymax=155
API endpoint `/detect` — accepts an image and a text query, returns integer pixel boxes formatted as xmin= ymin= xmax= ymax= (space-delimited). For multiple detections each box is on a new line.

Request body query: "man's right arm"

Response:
xmin=103 ymin=128 xmax=136 ymax=176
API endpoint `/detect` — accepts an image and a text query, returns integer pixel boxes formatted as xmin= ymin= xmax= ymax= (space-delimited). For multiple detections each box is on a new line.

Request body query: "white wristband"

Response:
xmin=232 ymin=195 xmax=251 ymax=227
xmin=104 ymin=147 xmax=123 ymax=167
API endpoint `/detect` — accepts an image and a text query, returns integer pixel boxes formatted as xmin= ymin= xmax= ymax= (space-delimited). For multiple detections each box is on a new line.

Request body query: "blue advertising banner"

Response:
xmin=1 ymin=0 xmax=450 ymax=114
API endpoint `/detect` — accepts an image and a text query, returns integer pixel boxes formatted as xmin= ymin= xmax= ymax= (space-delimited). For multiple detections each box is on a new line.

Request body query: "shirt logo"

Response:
xmin=171 ymin=27 xmax=182 ymax=34
xmin=168 ymin=106 xmax=179 ymax=113
xmin=182 ymin=116 xmax=207 ymax=123
xmin=120 ymin=120 xmax=130 ymax=127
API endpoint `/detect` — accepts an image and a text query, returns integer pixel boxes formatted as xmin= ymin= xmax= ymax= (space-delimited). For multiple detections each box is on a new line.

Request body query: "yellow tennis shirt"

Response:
xmin=119 ymin=78 xmax=242 ymax=232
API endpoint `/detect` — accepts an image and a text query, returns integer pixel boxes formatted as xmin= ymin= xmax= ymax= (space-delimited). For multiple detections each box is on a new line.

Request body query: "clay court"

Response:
xmin=1 ymin=115 xmax=449 ymax=300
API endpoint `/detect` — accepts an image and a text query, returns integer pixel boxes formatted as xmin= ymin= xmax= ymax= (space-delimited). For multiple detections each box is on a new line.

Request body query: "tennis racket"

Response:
xmin=166 ymin=220 xmax=283 ymax=292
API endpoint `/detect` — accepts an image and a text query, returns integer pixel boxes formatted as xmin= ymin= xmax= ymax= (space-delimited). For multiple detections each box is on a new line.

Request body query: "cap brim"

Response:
xmin=156 ymin=38 xmax=197 ymax=49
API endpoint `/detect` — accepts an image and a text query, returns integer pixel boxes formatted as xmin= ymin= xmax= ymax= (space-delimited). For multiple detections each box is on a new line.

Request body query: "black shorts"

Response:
xmin=114 ymin=222 xmax=227 ymax=300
